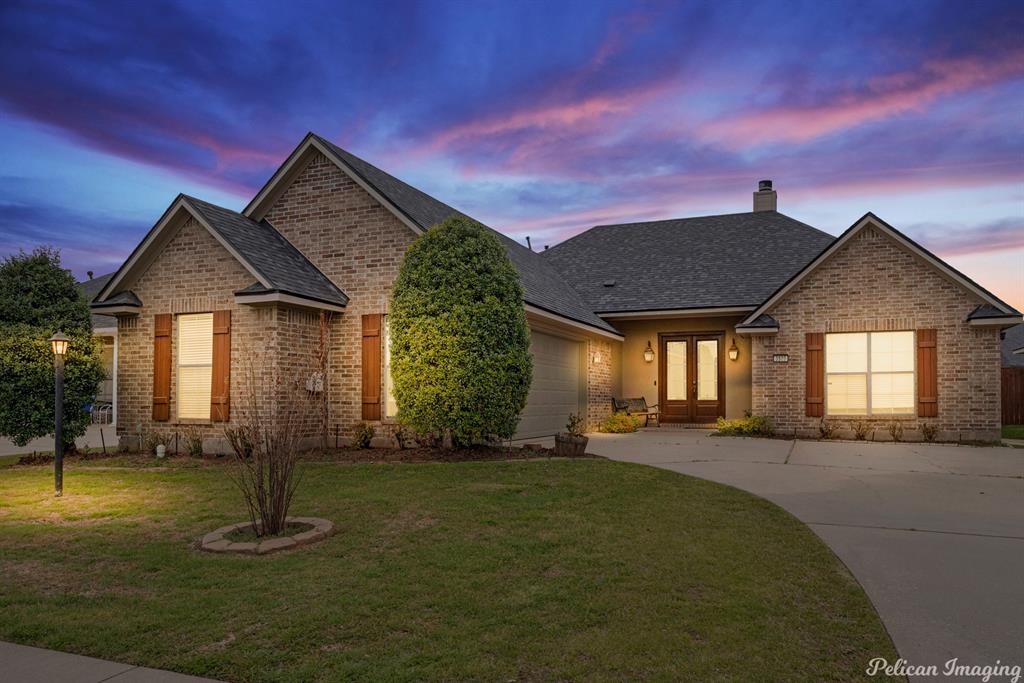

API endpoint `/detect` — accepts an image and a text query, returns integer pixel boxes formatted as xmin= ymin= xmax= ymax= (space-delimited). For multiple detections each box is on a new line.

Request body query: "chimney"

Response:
xmin=753 ymin=179 xmax=777 ymax=212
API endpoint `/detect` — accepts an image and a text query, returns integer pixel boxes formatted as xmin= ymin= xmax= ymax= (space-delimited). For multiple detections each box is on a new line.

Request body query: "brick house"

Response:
xmin=91 ymin=134 xmax=1021 ymax=448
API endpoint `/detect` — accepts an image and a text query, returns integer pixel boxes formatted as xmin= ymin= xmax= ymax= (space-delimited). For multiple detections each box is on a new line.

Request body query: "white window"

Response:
xmin=383 ymin=317 xmax=397 ymax=419
xmin=178 ymin=313 xmax=213 ymax=419
xmin=826 ymin=331 xmax=914 ymax=416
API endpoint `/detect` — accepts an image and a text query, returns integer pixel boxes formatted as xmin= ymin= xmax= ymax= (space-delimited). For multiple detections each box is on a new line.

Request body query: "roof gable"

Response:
xmin=245 ymin=133 xmax=620 ymax=336
xmin=739 ymin=212 xmax=1021 ymax=327
xmin=94 ymin=195 xmax=347 ymax=308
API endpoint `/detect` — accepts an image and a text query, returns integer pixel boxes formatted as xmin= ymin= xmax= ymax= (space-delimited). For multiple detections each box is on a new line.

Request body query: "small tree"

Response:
xmin=389 ymin=215 xmax=532 ymax=446
xmin=0 ymin=248 xmax=105 ymax=449
xmin=224 ymin=352 xmax=308 ymax=536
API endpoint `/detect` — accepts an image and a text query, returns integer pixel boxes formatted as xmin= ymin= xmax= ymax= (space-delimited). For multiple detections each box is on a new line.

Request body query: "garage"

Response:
xmin=516 ymin=330 xmax=585 ymax=438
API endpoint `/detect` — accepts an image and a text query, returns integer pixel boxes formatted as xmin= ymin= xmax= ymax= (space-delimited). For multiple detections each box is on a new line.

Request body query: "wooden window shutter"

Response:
xmin=152 ymin=313 xmax=172 ymax=421
xmin=806 ymin=332 xmax=824 ymax=417
xmin=917 ymin=329 xmax=937 ymax=417
xmin=211 ymin=310 xmax=231 ymax=422
xmin=362 ymin=314 xmax=382 ymax=421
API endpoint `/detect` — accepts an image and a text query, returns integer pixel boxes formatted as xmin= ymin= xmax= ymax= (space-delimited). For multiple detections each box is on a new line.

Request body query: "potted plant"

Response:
xmin=555 ymin=413 xmax=588 ymax=457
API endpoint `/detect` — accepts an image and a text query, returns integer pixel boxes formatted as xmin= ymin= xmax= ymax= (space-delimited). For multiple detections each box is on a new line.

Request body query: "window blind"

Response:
xmin=178 ymin=313 xmax=213 ymax=420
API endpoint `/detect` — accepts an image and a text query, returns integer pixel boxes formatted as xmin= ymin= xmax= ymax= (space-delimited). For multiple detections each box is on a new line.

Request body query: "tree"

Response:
xmin=0 ymin=248 xmax=105 ymax=448
xmin=388 ymin=216 xmax=532 ymax=446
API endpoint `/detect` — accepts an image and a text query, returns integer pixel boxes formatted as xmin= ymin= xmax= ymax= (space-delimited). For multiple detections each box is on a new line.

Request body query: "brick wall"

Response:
xmin=116 ymin=216 xmax=282 ymax=451
xmin=586 ymin=339 xmax=614 ymax=429
xmin=263 ymin=152 xmax=417 ymax=439
xmin=750 ymin=223 xmax=1001 ymax=442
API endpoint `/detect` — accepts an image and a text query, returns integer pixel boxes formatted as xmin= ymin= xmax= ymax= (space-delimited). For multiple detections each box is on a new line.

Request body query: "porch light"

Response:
xmin=592 ymin=352 xmax=602 ymax=365
xmin=728 ymin=338 xmax=739 ymax=362
xmin=643 ymin=341 xmax=655 ymax=363
xmin=50 ymin=331 xmax=70 ymax=357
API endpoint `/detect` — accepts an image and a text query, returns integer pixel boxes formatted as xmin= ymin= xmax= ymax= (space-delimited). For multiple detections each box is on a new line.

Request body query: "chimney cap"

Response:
xmin=758 ymin=179 xmax=773 ymax=192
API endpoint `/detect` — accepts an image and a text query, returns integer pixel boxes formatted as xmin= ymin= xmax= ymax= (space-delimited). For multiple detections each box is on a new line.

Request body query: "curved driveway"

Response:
xmin=587 ymin=430 xmax=1024 ymax=675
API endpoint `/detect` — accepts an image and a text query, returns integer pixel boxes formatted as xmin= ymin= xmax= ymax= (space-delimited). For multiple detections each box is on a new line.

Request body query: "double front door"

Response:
xmin=659 ymin=334 xmax=724 ymax=423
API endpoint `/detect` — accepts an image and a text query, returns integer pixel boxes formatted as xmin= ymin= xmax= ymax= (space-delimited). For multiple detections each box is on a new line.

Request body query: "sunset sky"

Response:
xmin=0 ymin=0 xmax=1021 ymax=309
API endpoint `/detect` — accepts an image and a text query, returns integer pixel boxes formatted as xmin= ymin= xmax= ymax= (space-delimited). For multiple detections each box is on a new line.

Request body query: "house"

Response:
xmin=90 ymin=133 xmax=1022 ymax=448
xmin=78 ymin=271 xmax=118 ymax=426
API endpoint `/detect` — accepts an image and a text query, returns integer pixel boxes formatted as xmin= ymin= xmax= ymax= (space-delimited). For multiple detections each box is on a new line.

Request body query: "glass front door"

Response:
xmin=659 ymin=334 xmax=724 ymax=422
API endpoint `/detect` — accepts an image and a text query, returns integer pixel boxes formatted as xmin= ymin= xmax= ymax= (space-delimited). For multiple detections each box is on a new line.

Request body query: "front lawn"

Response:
xmin=0 ymin=458 xmax=896 ymax=682
xmin=1002 ymin=424 xmax=1024 ymax=440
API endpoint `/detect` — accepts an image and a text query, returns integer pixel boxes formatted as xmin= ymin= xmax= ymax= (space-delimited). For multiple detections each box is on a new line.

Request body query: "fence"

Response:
xmin=1002 ymin=368 xmax=1024 ymax=425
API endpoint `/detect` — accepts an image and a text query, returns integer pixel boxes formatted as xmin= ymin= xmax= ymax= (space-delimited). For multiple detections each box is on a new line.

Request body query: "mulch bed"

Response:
xmin=12 ymin=444 xmax=598 ymax=467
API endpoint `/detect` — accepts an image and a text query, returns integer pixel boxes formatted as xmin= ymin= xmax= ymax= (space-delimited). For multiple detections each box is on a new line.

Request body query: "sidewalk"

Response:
xmin=0 ymin=642 xmax=222 ymax=683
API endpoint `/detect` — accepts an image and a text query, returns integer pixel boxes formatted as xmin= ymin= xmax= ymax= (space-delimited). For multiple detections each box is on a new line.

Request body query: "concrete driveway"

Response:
xmin=587 ymin=430 xmax=1024 ymax=673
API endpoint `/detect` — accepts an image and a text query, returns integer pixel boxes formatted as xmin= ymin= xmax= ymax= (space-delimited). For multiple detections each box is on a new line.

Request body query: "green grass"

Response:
xmin=1002 ymin=425 xmax=1024 ymax=440
xmin=0 ymin=459 xmax=897 ymax=682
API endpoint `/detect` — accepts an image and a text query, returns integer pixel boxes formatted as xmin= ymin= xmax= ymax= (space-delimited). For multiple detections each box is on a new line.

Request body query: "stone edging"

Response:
xmin=201 ymin=516 xmax=334 ymax=555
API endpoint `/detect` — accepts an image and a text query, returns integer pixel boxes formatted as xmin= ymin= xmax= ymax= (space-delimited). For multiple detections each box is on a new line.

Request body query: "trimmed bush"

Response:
xmin=351 ymin=422 xmax=374 ymax=449
xmin=388 ymin=216 xmax=532 ymax=446
xmin=715 ymin=415 xmax=774 ymax=437
xmin=600 ymin=412 xmax=643 ymax=433
xmin=0 ymin=248 xmax=105 ymax=449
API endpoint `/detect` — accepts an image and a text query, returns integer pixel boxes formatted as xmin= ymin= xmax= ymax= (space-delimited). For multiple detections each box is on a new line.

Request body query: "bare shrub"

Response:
xmin=818 ymin=418 xmax=837 ymax=440
xmin=921 ymin=422 xmax=938 ymax=442
xmin=224 ymin=353 xmax=309 ymax=537
xmin=851 ymin=421 xmax=870 ymax=441
xmin=183 ymin=426 xmax=204 ymax=457
xmin=888 ymin=420 xmax=904 ymax=442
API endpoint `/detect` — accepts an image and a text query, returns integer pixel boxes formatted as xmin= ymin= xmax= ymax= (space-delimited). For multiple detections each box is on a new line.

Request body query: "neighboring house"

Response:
xmin=90 ymin=133 xmax=1022 ymax=447
xmin=78 ymin=271 xmax=118 ymax=426
xmin=1002 ymin=324 xmax=1024 ymax=368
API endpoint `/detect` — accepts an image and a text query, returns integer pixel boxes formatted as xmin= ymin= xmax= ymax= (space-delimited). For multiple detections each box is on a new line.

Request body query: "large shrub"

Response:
xmin=388 ymin=216 xmax=532 ymax=446
xmin=0 ymin=248 xmax=105 ymax=448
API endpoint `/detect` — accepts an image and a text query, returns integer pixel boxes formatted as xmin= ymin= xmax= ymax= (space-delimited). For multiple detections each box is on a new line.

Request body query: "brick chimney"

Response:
xmin=753 ymin=179 xmax=777 ymax=212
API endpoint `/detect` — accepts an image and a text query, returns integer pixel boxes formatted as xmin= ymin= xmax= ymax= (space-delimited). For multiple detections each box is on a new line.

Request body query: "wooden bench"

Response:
xmin=611 ymin=397 xmax=660 ymax=427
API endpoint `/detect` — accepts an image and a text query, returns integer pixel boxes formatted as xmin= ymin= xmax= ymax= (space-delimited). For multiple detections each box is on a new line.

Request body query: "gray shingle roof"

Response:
xmin=737 ymin=314 xmax=778 ymax=329
xmin=183 ymin=196 xmax=348 ymax=306
xmin=1003 ymin=324 xmax=1024 ymax=368
xmin=967 ymin=304 xmax=1009 ymax=320
xmin=313 ymin=134 xmax=619 ymax=334
xmin=542 ymin=212 xmax=835 ymax=312
xmin=78 ymin=272 xmax=116 ymax=329
xmin=93 ymin=290 xmax=142 ymax=307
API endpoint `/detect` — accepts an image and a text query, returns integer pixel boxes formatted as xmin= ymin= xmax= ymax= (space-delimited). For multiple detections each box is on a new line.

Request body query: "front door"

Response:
xmin=659 ymin=334 xmax=724 ymax=423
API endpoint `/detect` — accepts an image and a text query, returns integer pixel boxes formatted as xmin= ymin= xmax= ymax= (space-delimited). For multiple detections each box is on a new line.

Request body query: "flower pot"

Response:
xmin=554 ymin=433 xmax=588 ymax=457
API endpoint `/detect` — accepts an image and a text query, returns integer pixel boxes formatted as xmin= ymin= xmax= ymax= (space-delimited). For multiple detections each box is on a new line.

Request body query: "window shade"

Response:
xmin=826 ymin=373 xmax=867 ymax=415
xmin=178 ymin=313 xmax=213 ymax=420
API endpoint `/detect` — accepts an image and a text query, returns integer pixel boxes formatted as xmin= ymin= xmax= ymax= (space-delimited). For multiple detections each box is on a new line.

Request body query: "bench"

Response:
xmin=611 ymin=397 xmax=660 ymax=427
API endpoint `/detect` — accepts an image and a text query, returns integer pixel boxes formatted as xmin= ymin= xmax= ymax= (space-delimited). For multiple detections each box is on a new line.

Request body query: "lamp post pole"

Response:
xmin=50 ymin=331 xmax=69 ymax=497
xmin=54 ymin=349 xmax=64 ymax=496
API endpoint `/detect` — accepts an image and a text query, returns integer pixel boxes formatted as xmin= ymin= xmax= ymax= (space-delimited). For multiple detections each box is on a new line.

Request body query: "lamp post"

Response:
xmin=49 ymin=332 xmax=69 ymax=497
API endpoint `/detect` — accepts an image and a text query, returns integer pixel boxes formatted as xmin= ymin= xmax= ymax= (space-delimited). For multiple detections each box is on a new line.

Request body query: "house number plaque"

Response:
xmin=772 ymin=354 xmax=790 ymax=363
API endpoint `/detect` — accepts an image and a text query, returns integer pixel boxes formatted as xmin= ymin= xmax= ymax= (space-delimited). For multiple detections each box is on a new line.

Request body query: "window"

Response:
xmin=383 ymin=317 xmax=397 ymax=419
xmin=826 ymin=331 xmax=914 ymax=416
xmin=178 ymin=313 xmax=213 ymax=419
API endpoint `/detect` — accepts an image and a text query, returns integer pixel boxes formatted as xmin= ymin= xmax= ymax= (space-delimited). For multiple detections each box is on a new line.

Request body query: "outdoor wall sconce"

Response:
xmin=592 ymin=352 xmax=602 ymax=365
xmin=728 ymin=338 xmax=740 ymax=362
xmin=643 ymin=341 xmax=655 ymax=363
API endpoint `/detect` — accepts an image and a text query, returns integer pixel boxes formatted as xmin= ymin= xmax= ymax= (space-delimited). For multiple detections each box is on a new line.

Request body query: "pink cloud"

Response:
xmin=699 ymin=51 xmax=1024 ymax=147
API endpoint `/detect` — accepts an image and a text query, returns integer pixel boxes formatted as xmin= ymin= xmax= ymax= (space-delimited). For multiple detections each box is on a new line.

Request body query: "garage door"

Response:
xmin=517 ymin=331 xmax=584 ymax=438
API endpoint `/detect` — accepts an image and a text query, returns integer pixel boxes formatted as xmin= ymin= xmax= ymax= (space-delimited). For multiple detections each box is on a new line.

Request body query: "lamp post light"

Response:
xmin=49 ymin=331 xmax=69 ymax=497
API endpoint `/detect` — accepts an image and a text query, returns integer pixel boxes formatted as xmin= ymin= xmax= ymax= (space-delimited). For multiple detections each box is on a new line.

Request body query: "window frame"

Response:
xmin=176 ymin=312 xmax=214 ymax=421
xmin=383 ymin=316 xmax=397 ymax=420
xmin=825 ymin=330 xmax=916 ymax=417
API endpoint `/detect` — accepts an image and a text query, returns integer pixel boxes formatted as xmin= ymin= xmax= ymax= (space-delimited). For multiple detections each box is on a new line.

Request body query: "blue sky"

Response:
xmin=0 ymin=0 xmax=1021 ymax=308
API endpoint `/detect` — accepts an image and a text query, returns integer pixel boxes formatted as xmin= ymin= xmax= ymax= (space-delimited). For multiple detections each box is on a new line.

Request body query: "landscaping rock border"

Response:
xmin=201 ymin=516 xmax=334 ymax=555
